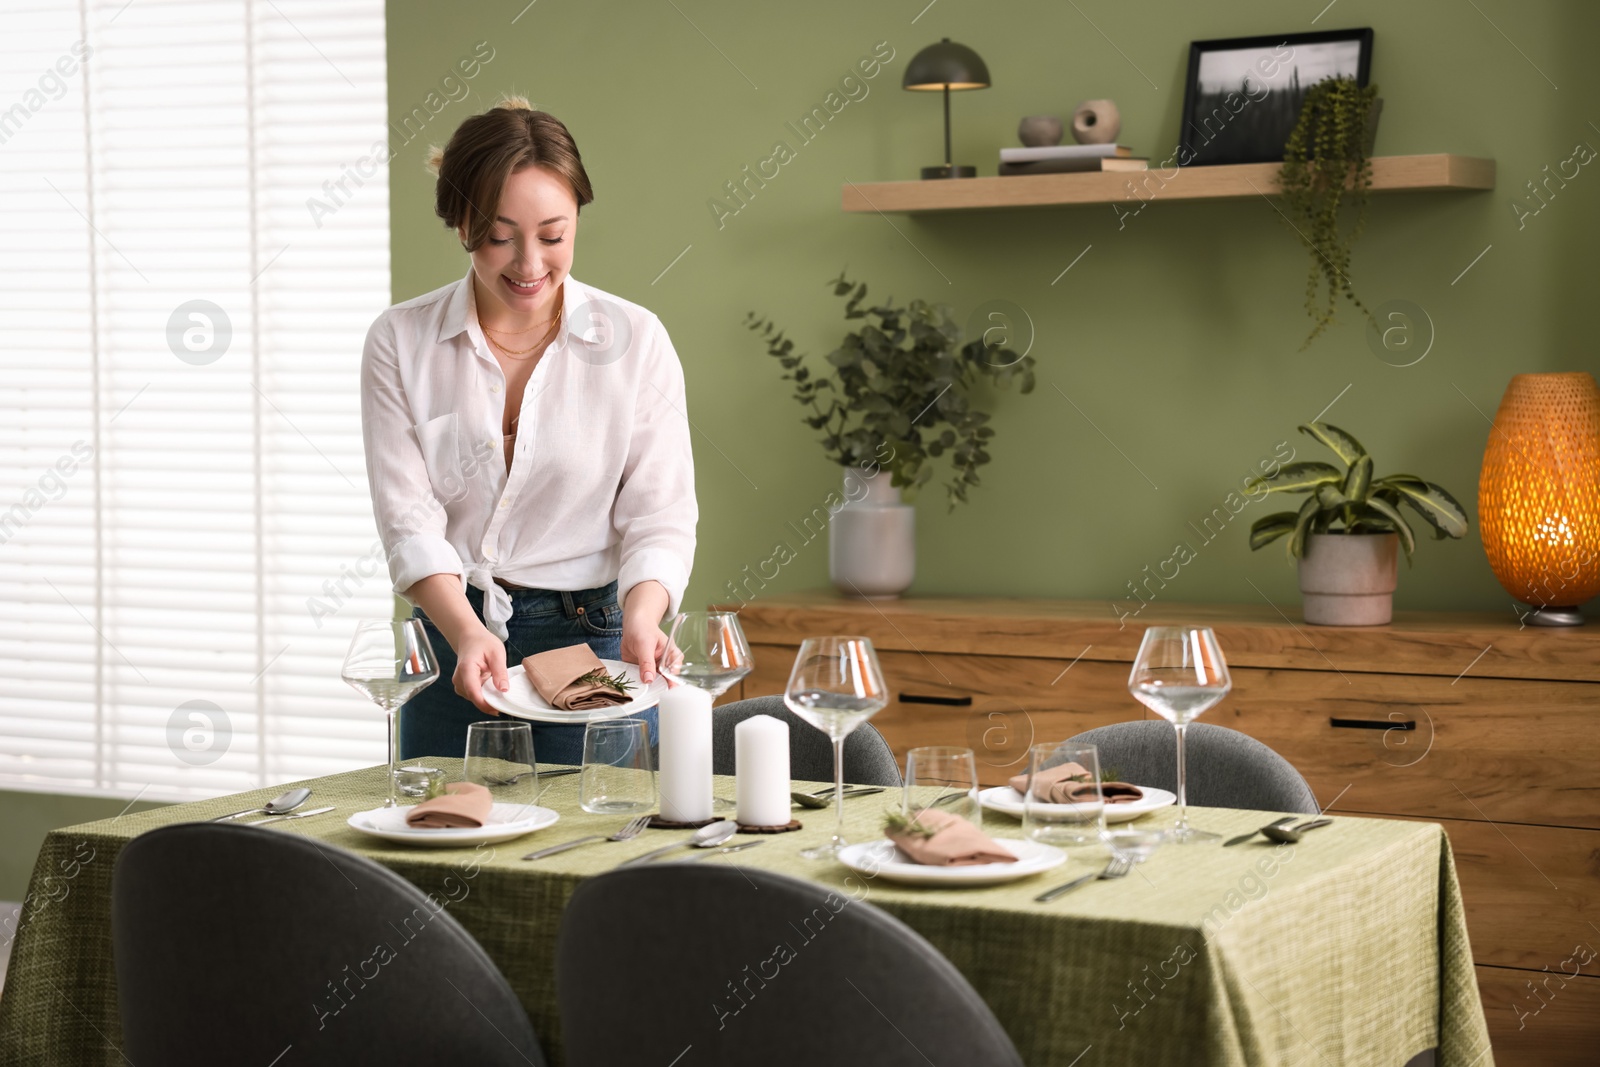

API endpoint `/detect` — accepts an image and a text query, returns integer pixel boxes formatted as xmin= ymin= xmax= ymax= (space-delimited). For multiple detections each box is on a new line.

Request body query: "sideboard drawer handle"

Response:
xmin=899 ymin=693 xmax=973 ymax=707
xmin=1329 ymin=717 xmax=1416 ymax=731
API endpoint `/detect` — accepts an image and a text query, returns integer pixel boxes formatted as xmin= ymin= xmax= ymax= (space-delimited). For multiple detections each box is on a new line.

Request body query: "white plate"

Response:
xmin=977 ymin=785 xmax=1177 ymax=824
xmin=346 ymin=802 xmax=560 ymax=847
xmin=836 ymin=837 xmax=1066 ymax=887
xmin=480 ymin=658 xmax=668 ymax=724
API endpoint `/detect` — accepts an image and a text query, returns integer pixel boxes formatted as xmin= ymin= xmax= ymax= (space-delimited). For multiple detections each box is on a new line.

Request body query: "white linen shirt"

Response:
xmin=359 ymin=264 xmax=697 ymax=642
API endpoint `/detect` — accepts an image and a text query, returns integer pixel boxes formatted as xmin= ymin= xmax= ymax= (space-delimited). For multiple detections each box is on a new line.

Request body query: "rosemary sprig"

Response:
xmin=883 ymin=809 xmax=941 ymax=839
xmin=576 ymin=668 xmax=635 ymax=694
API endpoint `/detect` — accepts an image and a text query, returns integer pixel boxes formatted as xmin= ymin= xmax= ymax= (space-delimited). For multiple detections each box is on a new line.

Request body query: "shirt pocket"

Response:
xmin=413 ymin=412 xmax=467 ymax=500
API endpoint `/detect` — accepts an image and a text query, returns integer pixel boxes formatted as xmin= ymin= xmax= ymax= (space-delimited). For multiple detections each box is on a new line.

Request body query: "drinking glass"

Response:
xmin=784 ymin=635 xmax=888 ymax=860
xmin=341 ymin=619 xmax=439 ymax=808
xmin=464 ymin=720 xmax=538 ymax=812
xmin=903 ymin=746 xmax=981 ymax=828
xmin=1128 ymin=626 xmax=1231 ymax=843
xmin=580 ymin=717 xmax=657 ymax=814
xmin=1022 ymin=742 xmax=1105 ymax=845
xmin=659 ymin=611 xmax=753 ymax=696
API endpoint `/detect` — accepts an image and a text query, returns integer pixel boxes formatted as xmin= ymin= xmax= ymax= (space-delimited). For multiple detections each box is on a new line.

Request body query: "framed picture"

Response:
xmin=1179 ymin=28 xmax=1374 ymax=167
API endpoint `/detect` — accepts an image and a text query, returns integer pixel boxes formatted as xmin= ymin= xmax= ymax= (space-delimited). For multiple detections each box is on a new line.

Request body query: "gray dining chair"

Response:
xmin=556 ymin=864 xmax=1023 ymax=1066
xmin=1068 ymin=720 xmax=1319 ymax=814
xmin=112 ymin=822 xmax=545 ymax=1067
xmin=711 ymin=694 xmax=902 ymax=786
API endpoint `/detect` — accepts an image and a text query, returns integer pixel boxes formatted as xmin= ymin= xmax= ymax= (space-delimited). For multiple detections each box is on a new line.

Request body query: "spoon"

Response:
xmin=210 ymin=787 xmax=312 ymax=823
xmin=790 ymin=786 xmax=885 ymax=809
xmin=617 ymin=820 xmax=740 ymax=867
xmin=1260 ymin=817 xmax=1333 ymax=844
xmin=1223 ymin=815 xmax=1297 ymax=847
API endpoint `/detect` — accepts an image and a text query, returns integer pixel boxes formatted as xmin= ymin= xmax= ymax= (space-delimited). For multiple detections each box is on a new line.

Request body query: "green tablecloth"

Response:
xmin=0 ymin=763 xmax=1491 ymax=1066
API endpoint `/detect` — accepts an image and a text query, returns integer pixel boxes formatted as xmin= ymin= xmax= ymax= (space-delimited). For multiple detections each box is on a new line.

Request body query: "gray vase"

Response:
xmin=1297 ymin=532 xmax=1398 ymax=626
xmin=829 ymin=469 xmax=914 ymax=599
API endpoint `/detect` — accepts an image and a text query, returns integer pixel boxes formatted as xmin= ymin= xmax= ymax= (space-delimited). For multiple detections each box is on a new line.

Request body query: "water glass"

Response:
xmin=1022 ymin=742 xmax=1105 ymax=846
xmin=1103 ymin=826 xmax=1166 ymax=865
xmin=580 ymin=718 xmax=657 ymax=815
xmin=464 ymin=720 xmax=538 ymax=811
xmin=903 ymin=746 xmax=981 ymax=828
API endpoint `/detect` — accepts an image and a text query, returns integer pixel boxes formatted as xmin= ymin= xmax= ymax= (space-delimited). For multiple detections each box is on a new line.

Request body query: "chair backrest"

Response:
xmin=112 ymin=823 xmax=544 ymax=1066
xmin=556 ymin=864 xmax=1023 ymax=1066
xmin=1068 ymin=720 xmax=1319 ymax=814
xmin=712 ymin=694 xmax=902 ymax=786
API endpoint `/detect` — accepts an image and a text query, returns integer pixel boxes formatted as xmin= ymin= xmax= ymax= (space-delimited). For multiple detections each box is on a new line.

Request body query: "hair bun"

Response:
xmin=495 ymin=93 xmax=533 ymax=111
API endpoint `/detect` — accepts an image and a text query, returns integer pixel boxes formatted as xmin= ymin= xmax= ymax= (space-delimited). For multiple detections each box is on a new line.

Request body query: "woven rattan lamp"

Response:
xmin=1477 ymin=371 xmax=1600 ymax=625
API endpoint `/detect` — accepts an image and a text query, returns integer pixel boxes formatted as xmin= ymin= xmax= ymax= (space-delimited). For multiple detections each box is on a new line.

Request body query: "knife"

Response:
xmin=246 ymin=806 xmax=335 ymax=826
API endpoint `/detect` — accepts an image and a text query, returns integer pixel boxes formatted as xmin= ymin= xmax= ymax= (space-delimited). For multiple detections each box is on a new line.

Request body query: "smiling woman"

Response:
xmin=359 ymin=95 xmax=698 ymax=765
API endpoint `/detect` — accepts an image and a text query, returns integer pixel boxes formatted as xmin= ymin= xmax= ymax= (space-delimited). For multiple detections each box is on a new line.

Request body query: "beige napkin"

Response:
xmin=405 ymin=782 xmax=493 ymax=829
xmin=885 ymin=807 xmax=1018 ymax=866
xmin=1008 ymin=762 xmax=1145 ymax=804
xmin=523 ymin=643 xmax=631 ymax=710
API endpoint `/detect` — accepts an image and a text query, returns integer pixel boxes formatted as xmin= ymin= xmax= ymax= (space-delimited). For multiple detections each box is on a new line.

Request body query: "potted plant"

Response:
xmin=747 ymin=272 xmax=1035 ymax=598
xmin=1277 ymin=76 xmax=1382 ymax=349
xmin=1246 ymin=421 xmax=1468 ymax=625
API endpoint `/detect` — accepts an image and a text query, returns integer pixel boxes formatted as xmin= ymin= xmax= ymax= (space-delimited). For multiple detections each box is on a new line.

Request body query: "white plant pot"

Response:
xmin=1297 ymin=532 xmax=1398 ymax=626
xmin=829 ymin=468 xmax=915 ymax=599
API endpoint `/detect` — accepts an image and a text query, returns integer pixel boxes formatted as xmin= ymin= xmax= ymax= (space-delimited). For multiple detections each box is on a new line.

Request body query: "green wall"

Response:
xmin=386 ymin=0 xmax=1599 ymax=620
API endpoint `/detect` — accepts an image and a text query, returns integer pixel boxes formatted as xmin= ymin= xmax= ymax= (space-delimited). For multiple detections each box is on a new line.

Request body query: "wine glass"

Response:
xmin=659 ymin=611 xmax=753 ymax=696
xmin=661 ymin=611 xmax=753 ymax=811
xmin=341 ymin=619 xmax=439 ymax=808
xmin=783 ymin=635 xmax=888 ymax=860
xmin=1128 ymin=626 xmax=1231 ymax=843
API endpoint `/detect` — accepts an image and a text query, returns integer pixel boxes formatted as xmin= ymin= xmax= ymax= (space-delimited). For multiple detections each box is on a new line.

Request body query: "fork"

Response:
xmin=1033 ymin=855 xmax=1132 ymax=903
xmin=521 ymin=814 xmax=650 ymax=860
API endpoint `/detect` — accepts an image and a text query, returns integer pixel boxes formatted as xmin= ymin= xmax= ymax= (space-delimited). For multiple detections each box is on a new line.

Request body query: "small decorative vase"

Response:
xmin=1071 ymin=99 xmax=1120 ymax=144
xmin=1297 ymin=532 xmax=1398 ymax=626
xmin=1017 ymin=115 xmax=1062 ymax=147
xmin=829 ymin=468 xmax=915 ymax=599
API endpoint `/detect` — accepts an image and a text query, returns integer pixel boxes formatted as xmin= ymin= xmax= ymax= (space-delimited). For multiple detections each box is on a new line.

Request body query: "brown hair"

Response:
xmin=428 ymin=94 xmax=593 ymax=252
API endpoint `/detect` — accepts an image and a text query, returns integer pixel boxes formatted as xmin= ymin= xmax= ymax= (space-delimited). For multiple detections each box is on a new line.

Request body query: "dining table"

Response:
xmin=0 ymin=761 xmax=1492 ymax=1066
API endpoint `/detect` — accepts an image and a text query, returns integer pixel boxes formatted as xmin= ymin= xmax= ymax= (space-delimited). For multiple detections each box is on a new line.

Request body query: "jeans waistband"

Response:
xmin=465 ymin=579 xmax=618 ymax=619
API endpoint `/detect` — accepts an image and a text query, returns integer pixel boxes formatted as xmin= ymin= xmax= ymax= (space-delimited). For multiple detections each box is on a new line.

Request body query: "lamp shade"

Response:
xmin=902 ymin=38 xmax=991 ymax=91
xmin=1477 ymin=371 xmax=1600 ymax=617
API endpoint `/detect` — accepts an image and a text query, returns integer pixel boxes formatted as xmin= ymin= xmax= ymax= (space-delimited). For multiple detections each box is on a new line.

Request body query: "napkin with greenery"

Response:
xmin=884 ymin=807 xmax=1018 ymax=866
xmin=523 ymin=643 xmax=635 ymax=710
xmin=405 ymin=781 xmax=493 ymax=829
xmin=1008 ymin=762 xmax=1145 ymax=804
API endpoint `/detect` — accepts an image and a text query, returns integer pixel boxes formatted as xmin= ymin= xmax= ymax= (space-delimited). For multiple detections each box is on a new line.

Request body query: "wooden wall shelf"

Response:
xmin=840 ymin=153 xmax=1496 ymax=213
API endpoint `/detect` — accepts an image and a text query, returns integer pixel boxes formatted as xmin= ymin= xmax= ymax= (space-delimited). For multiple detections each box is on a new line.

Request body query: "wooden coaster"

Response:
xmin=736 ymin=820 xmax=803 ymax=834
xmin=646 ymin=814 xmax=720 ymax=830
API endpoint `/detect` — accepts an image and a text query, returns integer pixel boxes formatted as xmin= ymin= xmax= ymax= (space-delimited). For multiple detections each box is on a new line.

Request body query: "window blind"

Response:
xmin=0 ymin=0 xmax=393 ymax=801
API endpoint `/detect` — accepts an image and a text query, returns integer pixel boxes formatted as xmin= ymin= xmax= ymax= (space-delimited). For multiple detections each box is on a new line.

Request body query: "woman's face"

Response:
xmin=462 ymin=164 xmax=578 ymax=319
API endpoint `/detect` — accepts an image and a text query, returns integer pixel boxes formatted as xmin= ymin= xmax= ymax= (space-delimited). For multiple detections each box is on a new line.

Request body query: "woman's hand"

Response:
xmin=452 ymin=625 xmax=508 ymax=714
xmin=620 ymin=580 xmax=671 ymax=684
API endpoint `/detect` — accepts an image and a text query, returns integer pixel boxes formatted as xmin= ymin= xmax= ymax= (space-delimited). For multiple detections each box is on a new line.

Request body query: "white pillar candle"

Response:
xmin=657 ymin=685 xmax=713 ymax=822
xmin=734 ymin=714 xmax=790 ymax=827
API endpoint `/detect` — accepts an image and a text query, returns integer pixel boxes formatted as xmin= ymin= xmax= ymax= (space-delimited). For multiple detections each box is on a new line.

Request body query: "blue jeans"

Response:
xmin=402 ymin=580 xmax=658 ymax=765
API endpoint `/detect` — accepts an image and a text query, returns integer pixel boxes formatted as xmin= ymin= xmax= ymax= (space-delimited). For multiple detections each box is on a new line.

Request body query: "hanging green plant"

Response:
xmin=1278 ymin=76 xmax=1381 ymax=349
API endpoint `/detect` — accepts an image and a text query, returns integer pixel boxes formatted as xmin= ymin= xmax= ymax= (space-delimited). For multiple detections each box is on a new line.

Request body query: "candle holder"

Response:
xmin=735 ymin=820 xmax=803 ymax=834
xmin=646 ymin=814 xmax=720 ymax=830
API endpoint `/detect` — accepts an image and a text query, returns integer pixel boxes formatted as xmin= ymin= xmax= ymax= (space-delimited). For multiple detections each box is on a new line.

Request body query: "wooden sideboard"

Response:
xmin=713 ymin=592 xmax=1600 ymax=1066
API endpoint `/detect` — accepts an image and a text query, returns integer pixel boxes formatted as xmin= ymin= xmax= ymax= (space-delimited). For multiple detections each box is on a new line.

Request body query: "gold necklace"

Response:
xmin=483 ymin=311 xmax=559 ymax=336
xmin=488 ymin=309 xmax=561 ymax=358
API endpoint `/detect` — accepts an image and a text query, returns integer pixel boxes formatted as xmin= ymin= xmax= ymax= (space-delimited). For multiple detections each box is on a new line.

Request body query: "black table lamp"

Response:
xmin=902 ymin=37 xmax=991 ymax=179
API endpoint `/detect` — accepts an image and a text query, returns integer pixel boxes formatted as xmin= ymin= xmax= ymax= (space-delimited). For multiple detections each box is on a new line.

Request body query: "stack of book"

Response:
xmin=997 ymin=144 xmax=1148 ymax=176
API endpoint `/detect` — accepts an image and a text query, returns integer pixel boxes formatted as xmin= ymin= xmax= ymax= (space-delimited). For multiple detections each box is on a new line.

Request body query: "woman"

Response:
xmin=359 ymin=96 xmax=696 ymax=765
